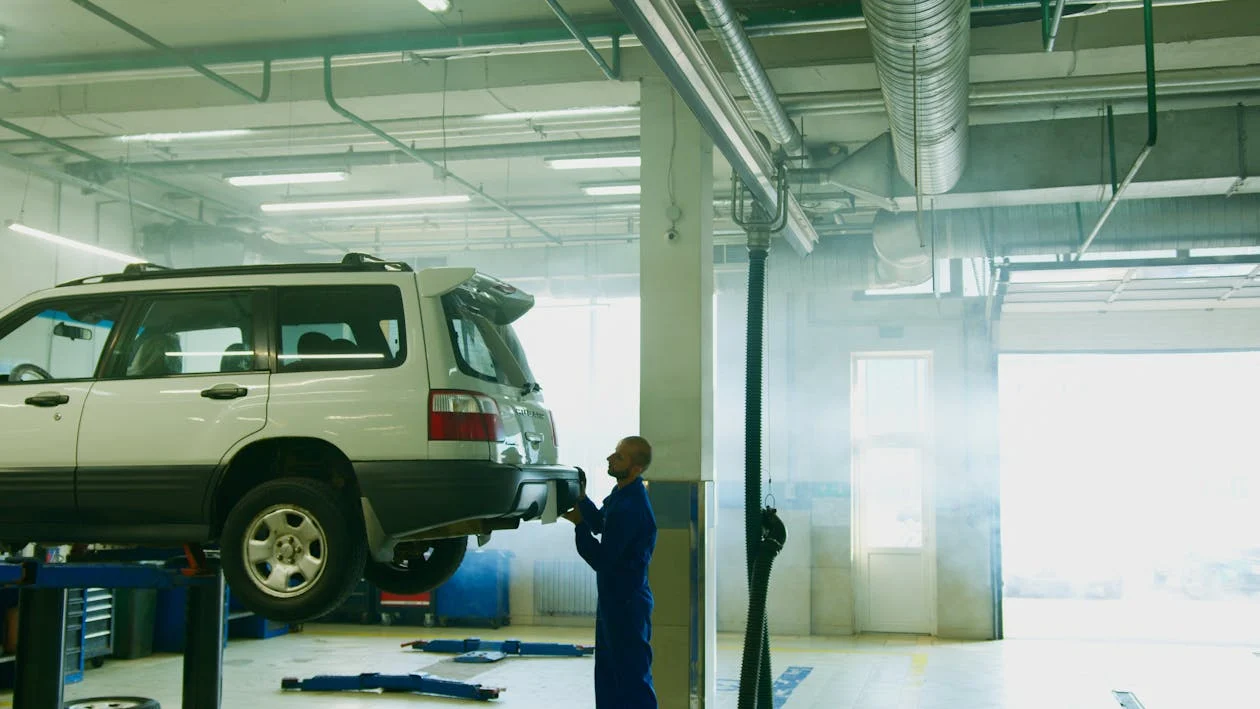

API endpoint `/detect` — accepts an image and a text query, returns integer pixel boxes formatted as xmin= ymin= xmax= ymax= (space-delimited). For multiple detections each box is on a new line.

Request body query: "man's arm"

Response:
xmin=572 ymin=505 xmax=649 ymax=574
xmin=578 ymin=496 xmax=604 ymax=534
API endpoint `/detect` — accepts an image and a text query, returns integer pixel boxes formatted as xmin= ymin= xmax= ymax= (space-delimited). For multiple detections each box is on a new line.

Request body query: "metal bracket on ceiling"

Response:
xmin=731 ymin=163 xmax=789 ymax=250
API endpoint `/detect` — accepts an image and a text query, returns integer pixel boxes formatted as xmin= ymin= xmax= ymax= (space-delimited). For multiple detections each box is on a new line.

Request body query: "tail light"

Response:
xmin=430 ymin=390 xmax=505 ymax=442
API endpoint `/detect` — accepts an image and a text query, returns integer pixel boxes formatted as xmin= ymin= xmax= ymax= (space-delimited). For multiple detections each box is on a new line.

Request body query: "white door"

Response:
xmin=852 ymin=354 xmax=936 ymax=634
xmin=0 ymin=296 xmax=125 ymax=525
xmin=76 ymin=290 xmax=269 ymax=526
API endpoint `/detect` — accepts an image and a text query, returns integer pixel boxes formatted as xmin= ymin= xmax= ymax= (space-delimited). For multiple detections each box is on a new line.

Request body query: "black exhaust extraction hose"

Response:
xmin=742 ymin=244 xmax=776 ymax=708
xmin=737 ymin=508 xmax=787 ymax=709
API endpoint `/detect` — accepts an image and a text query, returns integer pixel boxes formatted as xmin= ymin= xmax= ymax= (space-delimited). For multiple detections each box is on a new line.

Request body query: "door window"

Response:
xmin=0 ymin=298 xmax=124 ymax=383
xmin=112 ymin=292 xmax=257 ymax=378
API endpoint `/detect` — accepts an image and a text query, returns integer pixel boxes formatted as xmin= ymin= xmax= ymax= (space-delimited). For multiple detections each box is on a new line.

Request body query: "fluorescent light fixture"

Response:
xmin=418 ymin=0 xmax=451 ymax=11
xmin=167 ymin=351 xmax=257 ymax=357
xmin=278 ymin=354 xmax=387 ymax=360
xmin=7 ymin=221 xmax=144 ymax=264
xmin=227 ymin=171 xmax=348 ymax=187
xmin=581 ymin=184 xmax=641 ymax=196
xmin=545 ymin=156 xmax=641 ymax=170
xmin=261 ymin=194 xmax=470 ymax=214
xmin=119 ymin=129 xmax=251 ymax=143
xmin=481 ymin=106 xmax=637 ymax=122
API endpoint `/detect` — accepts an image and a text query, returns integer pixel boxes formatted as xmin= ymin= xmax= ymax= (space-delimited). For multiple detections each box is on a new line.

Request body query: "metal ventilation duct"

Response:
xmin=861 ymin=0 xmax=971 ymax=194
xmin=695 ymin=0 xmax=804 ymax=156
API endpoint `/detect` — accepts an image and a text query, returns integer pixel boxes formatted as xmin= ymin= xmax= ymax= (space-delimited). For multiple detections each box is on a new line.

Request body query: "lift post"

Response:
xmin=0 ymin=557 xmax=226 ymax=709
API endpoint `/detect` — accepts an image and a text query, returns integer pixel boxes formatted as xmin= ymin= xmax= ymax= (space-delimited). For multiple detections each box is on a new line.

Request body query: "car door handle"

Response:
xmin=201 ymin=384 xmax=248 ymax=400
xmin=25 ymin=392 xmax=69 ymax=407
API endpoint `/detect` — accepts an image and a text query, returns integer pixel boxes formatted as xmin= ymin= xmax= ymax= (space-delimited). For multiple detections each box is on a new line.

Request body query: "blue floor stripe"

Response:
xmin=715 ymin=666 xmax=814 ymax=707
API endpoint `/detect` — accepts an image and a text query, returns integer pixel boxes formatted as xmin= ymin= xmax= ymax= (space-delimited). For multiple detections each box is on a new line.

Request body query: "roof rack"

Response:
xmin=57 ymin=251 xmax=413 ymax=287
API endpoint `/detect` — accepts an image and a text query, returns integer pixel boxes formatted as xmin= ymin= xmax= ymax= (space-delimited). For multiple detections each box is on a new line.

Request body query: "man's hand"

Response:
xmin=562 ymin=507 xmax=583 ymax=525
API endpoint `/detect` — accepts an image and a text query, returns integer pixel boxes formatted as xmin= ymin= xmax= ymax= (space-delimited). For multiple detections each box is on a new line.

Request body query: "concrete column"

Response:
xmin=639 ymin=75 xmax=716 ymax=709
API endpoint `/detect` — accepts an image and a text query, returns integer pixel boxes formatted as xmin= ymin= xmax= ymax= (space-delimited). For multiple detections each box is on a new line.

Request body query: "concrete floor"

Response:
xmin=2 ymin=624 xmax=1256 ymax=708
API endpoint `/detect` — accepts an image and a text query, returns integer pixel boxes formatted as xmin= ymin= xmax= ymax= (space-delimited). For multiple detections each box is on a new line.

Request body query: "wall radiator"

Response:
xmin=534 ymin=560 xmax=598 ymax=617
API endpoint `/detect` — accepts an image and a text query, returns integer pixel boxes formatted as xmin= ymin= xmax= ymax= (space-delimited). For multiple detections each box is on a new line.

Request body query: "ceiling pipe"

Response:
xmin=66 ymin=0 xmax=271 ymax=103
xmin=321 ymin=56 xmax=560 ymax=245
xmin=545 ymin=0 xmax=623 ymax=80
xmin=0 ymin=0 xmax=1227 ymax=87
xmin=1077 ymin=0 xmax=1158 ymax=259
xmin=861 ymin=0 xmax=971 ymax=195
xmin=110 ymin=137 xmax=642 ymax=176
xmin=609 ymin=0 xmax=818 ymax=255
xmin=695 ymin=0 xmax=804 ymax=157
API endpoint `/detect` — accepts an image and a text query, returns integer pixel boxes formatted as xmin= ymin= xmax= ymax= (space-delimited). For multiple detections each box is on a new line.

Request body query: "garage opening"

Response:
xmin=999 ymin=352 xmax=1260 ymax=645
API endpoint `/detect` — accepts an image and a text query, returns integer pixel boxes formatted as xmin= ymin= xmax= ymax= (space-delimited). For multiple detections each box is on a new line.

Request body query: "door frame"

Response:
xmin=850 ymin=350 xmax=938 ymax=635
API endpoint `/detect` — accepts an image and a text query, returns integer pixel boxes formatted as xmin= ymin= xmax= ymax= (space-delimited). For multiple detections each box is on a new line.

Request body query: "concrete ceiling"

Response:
xmin=0 ymin=0 xmax=1257 ymax=258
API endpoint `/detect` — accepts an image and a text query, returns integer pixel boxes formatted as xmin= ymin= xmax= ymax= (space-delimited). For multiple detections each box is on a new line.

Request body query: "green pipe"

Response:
xmin=1107 ymin=105 xmax=1119 ymax=194
xmin=545 ymin=0 xmax=620 ymax=80
xmin=67 ymin=0 xmax=271 ymax=102
xmin=321 ymin=57 xmax=560 ymax=245
xmin=1044 ymin=0 xmax=1067 ymax=51
xmin=0 ymin=150 xmax=196 ymax=223
xmin=0 ymin=116 xmax=256 ymax=220
xmin=1078 ymin=0 xmax=1157 ymax=258
xmin=0 ymin=2 xmax=1069 ymax=80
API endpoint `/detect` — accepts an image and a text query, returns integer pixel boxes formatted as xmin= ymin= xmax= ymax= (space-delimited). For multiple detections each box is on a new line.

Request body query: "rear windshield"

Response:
xmin=442 ymin=290 xmax=535 ymax=388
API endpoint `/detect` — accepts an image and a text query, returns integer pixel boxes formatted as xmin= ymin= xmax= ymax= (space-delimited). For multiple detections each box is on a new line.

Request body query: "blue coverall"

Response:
xmin=574 ymin=477 xmax=658 ymax=709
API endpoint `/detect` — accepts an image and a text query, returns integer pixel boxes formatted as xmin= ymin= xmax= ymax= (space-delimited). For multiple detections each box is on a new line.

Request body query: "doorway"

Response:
xmin=999 ymin=352 xmax=1260 ymax=644
xmin=852 ymin=353 xmax=937 ymax=634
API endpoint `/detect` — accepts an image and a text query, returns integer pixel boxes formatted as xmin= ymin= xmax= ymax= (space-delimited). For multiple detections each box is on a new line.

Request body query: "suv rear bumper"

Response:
xmin=354 ymin=460 xmax=581 ymax=539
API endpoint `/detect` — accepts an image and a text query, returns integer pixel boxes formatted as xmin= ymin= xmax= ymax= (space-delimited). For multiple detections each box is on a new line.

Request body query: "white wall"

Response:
xmin=0 ymin=165 xmax=139 ymax=312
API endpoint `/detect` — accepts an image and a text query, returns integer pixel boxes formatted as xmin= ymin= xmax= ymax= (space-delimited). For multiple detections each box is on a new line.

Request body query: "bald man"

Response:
xmin=563 ymin=436 xmax=658 ymax=708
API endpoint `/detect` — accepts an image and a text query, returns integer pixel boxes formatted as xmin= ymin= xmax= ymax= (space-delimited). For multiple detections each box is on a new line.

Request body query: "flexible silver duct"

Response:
xmin=861 ymin=0 xmax=971 ymax=194
xmin=695 ymin=0 xmax=804 ymax=156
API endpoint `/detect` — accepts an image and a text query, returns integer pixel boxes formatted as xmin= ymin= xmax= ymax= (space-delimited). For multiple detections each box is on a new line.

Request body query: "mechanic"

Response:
xmin=563 ymin=436 xmax=658 ymax=709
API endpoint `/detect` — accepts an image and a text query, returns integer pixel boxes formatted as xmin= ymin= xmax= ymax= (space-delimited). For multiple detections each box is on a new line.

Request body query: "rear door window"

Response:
xmin=276 ymin=285 xmax=405 ymax=372
xmin=110 ymin=291 xmax=258 ymax=378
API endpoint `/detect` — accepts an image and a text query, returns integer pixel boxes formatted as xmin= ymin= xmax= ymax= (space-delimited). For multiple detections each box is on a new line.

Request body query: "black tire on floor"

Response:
xmin=65 ymin=697 xmax=160 ymax=709
xmin=220 ymin=477 xmax=367 ymax=623
xmin=364 ymin=537 xmax=468 ymax=595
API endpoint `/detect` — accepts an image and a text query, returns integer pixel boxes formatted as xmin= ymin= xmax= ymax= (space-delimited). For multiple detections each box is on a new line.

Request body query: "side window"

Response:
xmin=276 ymin=285 xmax=406 ymax=372
xmin=0 ymin=298 xmax=124 ymax=383
xmin=114 ymin=292 xmax=256 ymax=378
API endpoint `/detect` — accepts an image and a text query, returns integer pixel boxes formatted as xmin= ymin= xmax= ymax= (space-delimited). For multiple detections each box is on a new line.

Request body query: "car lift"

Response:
xmin=281 ymin=673 xmax=503 ymax=701
xmin=0 ymin=547 xmax=225 ymax=709
xmin=401 ymin=637 xmax=594 ymax=663
xmin=279 ymin=638 xmax=592 ymax=701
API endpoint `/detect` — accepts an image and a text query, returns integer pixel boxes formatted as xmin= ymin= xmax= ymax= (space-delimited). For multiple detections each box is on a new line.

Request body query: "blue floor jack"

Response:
xmin=280 ymin=673 xmax=503 ymax=701
xmin=401 ymin=637 xmax=595 ymax=663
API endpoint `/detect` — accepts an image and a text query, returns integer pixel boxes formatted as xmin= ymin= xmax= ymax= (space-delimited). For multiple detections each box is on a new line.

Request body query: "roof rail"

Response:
xmin=56 ymin=251 xmax=413 ymax=287
xmin=121 ymin=261 xmax=173 ymax=275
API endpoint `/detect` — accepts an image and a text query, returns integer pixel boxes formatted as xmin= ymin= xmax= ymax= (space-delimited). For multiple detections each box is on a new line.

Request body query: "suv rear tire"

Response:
xmin=364 ymin=537 xmax=468 ymax=595
xmin=220 ymin=478 xmax=367 ymax=623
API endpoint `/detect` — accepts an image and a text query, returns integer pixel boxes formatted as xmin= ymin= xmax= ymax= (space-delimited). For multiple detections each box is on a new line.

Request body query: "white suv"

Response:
xmin=0 ymin=253 xmax=579 ymax=621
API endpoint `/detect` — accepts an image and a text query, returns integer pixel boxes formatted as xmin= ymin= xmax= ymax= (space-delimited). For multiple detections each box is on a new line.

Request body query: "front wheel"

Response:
xmin=220 ymin=478 xmax=367 ymax=623
xmin=364 ymin=537 xmax=467 ymax=595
